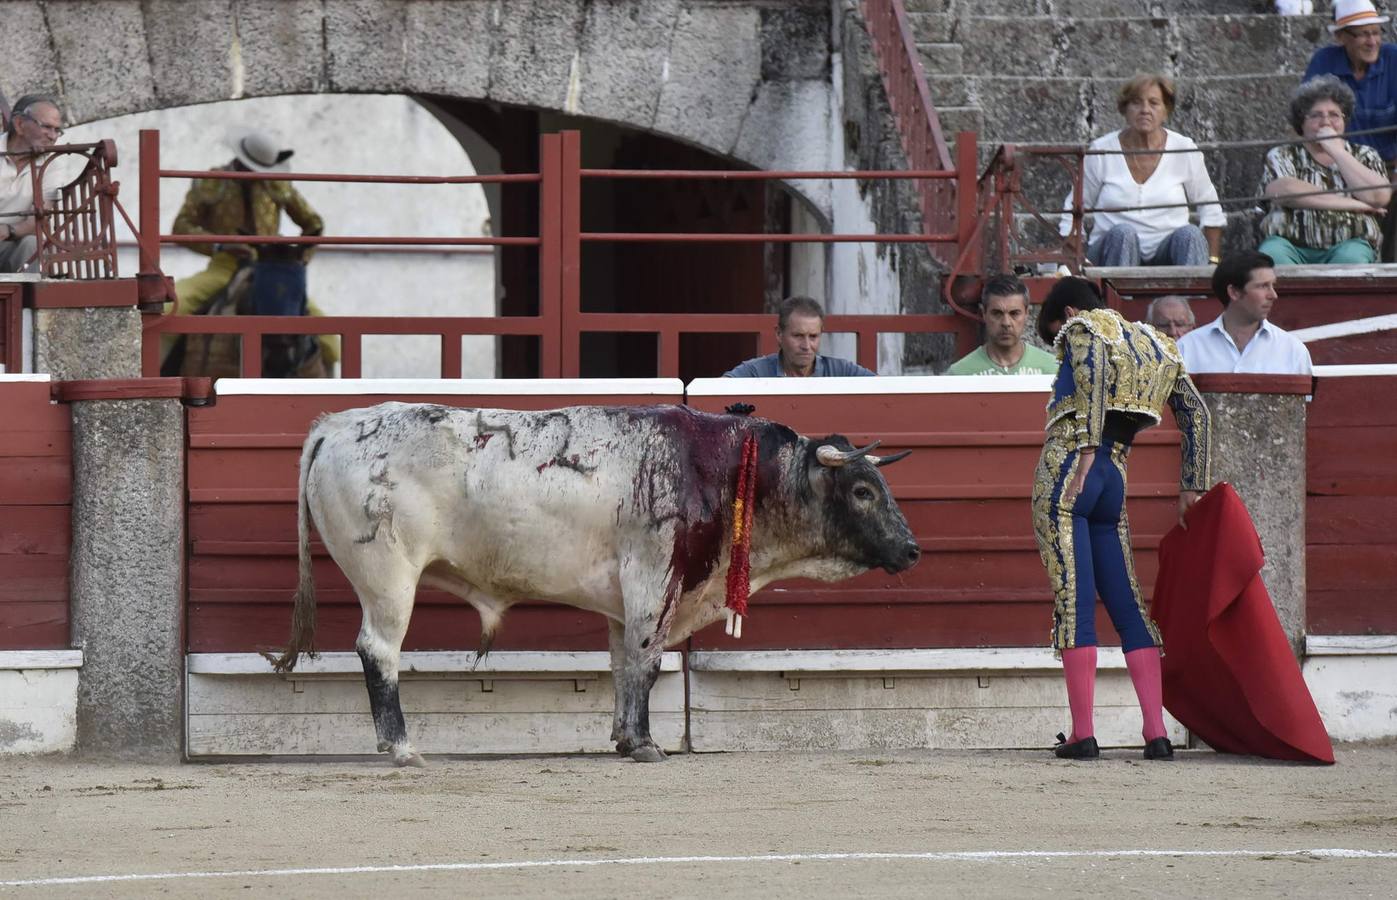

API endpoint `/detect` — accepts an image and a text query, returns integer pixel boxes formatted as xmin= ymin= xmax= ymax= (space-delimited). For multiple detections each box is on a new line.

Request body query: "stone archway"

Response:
xmin=4 ymin=0 xmax=836 ymax=219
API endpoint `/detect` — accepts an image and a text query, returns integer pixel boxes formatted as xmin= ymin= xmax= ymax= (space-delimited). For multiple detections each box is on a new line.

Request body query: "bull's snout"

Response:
xmin=884 ymin=539 xmax=921 ymax=574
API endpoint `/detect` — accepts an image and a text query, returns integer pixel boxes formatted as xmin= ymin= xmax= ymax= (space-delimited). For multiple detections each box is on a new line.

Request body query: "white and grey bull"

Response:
xmin=271 ymin=402 xmax=919 ymax=764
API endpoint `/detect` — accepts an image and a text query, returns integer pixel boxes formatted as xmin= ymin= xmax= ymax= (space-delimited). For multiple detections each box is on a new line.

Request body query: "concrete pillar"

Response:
xmin=1197 ymin=382 xmax=1309 ymax=655
xmin=35 ymin=307 xmax=186 ymax=760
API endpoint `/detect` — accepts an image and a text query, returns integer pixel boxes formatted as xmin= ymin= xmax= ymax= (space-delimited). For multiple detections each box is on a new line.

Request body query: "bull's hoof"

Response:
xmin=392 ymin=750 xmax=427 ymax=768
xmin=628 ymin=744 xmax=667 ymax=763
xmin=614 ymin=738 xmax=636 ymax=756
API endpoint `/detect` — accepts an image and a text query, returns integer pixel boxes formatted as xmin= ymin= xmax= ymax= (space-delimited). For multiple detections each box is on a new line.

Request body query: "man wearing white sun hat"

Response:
xmin=1305 ymin=0 xmax=1397 ymax=258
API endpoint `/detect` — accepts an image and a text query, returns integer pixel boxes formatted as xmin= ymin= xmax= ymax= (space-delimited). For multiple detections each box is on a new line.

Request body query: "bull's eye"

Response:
xmin=853 ymin=484 xmax=875 ymax=502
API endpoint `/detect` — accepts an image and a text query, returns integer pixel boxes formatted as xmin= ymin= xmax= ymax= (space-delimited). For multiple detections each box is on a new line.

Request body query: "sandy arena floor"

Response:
xmin=2 ymin=744 xmax=1395 ymax=898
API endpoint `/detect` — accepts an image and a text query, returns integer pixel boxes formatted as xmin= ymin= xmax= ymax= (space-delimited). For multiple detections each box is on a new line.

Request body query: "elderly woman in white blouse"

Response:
xmin=1060 ymin=74 xmax=1226 ymax=267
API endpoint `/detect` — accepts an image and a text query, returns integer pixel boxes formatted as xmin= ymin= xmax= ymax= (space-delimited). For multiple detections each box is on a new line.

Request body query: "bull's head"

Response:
xmin=809 ymin=435 xmax=920 ymax=575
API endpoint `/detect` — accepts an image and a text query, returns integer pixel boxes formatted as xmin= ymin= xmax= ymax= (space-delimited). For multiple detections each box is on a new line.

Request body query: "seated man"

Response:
xmin=1178 ymin=251 xmax=1312 ymax=375
xmin=0 ymin=94 xmax=64 ymax=274
xmin=169 ymin=129 xmax=338 ymax=366
xmin=723 ymin=296 xmax=874 ymax=377
xmin=1144 ymin=294 xmax=1196 ymax=340
xmin=946 ymin=274 xmax=1057 ymax=375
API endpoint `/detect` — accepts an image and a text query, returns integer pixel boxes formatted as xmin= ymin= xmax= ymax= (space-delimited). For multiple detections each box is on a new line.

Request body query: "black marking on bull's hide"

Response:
xmin=475 ymin=412 xmax=516 ymax=459
xmin=355 ymin=488 xmax=393 ymax=544
xmin=537 ymin=453 xmax=594 ymax=475
xmin=355 ymin=416 xmax=383 ymax=443
xmin=368 ymin=452 xmax=396 ymax=488
xmin=307 ymin=435 xmax=325 ymax=470
xmin=416 ymin=404 xmax=450 ymax=425
xmin=532 ymin=411 xmax=597 ymax=476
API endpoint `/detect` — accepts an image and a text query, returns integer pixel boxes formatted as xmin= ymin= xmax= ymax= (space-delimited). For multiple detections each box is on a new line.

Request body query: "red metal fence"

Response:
xmin=2 ymin=140 xmax=123 ymax=279
xmin=136 ymin=128 xmax=983 ymax=378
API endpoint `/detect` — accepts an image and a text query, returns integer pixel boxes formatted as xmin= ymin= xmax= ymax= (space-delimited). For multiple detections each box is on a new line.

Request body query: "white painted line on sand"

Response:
xmin=3 ymin=849 xmax=1395 ymax=888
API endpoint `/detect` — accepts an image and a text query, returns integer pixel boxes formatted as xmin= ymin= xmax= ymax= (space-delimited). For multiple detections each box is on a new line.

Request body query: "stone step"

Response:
xmin=918 ymin=42 xmax=964 ymax=76
xmin=906 ymin=0 xmax=1273 ymax=15
xmin=907 ymin=11 xmax=955 ymax=43
xmin=953 ymin=72 xmax=1305 ymax=145
xmin=954 ymin=15 xmax=1328 ymax=79
xmin=935 ymin=105 xmax=985 ymax=138
xmin=925 ymin=74 xmax=972 ymax=109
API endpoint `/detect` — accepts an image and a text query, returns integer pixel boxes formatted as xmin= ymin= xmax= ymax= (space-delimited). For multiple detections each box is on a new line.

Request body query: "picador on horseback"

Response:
xmin=161 ymin=129 xmax=337 ymax=378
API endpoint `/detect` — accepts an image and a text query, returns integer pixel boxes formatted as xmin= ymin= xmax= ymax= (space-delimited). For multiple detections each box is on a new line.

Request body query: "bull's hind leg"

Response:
xmin=354 ymin=581 xmax=424 ymax=767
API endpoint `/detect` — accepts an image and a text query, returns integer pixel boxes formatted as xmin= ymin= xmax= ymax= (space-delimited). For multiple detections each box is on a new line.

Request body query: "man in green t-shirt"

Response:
xmin=946 ymin=274 xmax=1059 ymax=376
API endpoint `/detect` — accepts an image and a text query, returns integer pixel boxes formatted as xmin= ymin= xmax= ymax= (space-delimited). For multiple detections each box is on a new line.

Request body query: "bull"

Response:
xmin=271 ymin=402 xmax=919 ymax=764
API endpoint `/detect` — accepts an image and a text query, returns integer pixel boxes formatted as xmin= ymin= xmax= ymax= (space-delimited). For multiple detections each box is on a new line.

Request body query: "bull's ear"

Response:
xmin=868 ymin=450 xmax=911 ymax=468
xmin=816 ymin=440 xmax=881 ymax=468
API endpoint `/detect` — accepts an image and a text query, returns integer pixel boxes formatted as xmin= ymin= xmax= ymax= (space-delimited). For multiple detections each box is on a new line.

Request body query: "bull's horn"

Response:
xmin=868 ymin=449 xmax=911 ymax=468
xmin=816 ymin=440 xmax=881 ymax=467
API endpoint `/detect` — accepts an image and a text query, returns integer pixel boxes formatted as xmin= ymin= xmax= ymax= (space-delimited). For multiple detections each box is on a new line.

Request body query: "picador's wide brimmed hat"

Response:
xmin=228 ymin=129 xmax=294 ymax=172
xmin=1330 ymin=0 xmax=1390 ymax=32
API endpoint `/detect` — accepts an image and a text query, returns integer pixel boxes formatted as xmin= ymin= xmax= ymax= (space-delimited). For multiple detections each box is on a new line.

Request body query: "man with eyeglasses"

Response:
xmin=1305 ymin=0 xmax=1397 ymax=258
xmin=0 ymin=94 xmax=64 ymax=274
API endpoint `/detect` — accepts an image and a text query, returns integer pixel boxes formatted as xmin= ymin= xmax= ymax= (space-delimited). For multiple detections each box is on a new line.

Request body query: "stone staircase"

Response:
xmin=903 ymin=0 xmax=1339 ymax=246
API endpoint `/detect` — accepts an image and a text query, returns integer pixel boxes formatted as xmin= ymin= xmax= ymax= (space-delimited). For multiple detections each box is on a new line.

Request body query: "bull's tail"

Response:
xmin=269 ymin=434 xmax=325 ymax=673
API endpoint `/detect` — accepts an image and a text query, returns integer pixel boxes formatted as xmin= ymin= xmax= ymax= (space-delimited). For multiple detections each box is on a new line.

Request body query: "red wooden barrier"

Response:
xmin=1307 ymin=370 xmax=1397 ymax=634
xmin=0 ymin=378 xmax=71 ymax=649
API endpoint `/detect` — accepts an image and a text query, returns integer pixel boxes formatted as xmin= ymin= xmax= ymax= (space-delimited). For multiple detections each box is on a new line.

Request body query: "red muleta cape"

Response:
xmin=1151 ymin=483 xmax=1335 ymax=764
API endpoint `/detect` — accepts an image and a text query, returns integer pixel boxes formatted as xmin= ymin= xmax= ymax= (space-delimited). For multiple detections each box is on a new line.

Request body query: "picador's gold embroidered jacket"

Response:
xmin=1045 ymin=308 xmax=1211 ymax=491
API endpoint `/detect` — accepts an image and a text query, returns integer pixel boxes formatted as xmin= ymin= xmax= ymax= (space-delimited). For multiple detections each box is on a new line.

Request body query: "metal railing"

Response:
xmin=3 ymin=140 xmax=123 ymax=278
xmin=861 ymin=0 xmax=976 ymax=276
xmin=138 ymin=128 xmax=981 ymax=378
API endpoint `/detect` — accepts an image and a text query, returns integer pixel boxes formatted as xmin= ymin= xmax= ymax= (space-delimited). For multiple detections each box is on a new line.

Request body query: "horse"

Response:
xmin=164 ymin=244 xmax=329 ymax=379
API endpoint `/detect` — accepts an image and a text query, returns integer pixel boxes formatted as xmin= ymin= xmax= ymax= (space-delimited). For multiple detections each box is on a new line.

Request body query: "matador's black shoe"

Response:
xmin=1054 ymin=732 xmax=1100 ymax=760
xmin=1143 ymin=737 xmax=1175 ymax=760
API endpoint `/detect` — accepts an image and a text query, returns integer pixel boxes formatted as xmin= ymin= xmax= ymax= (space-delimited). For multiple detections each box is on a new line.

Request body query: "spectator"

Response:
xmin=946 ymin=274 xmax=1058 ymax=375
xmin=1259 ymin=75 xmax=1391 ymax=265
xmin=169 ymin=129 xmax=337 ymax=365
xmin=1144 ymin=295 xmax=1196 ymax=340
xmin=1304 ymin=1 xmax=1397 ymax=259
xmin=1178 ymin=251 xmax=1313 ymax=375
xmin=1060 ymin=73 xmax=1225 ymax=268
xmin=723 ymin=296 xmax=874 ymax=377
xmin=0 ymin=94 xmax=64 ymax=274
xmin=1032 ymin=277 xmax=1212 ymax=762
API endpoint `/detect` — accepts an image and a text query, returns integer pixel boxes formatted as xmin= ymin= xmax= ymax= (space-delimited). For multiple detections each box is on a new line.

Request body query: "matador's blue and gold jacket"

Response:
xmin=1046 ymin=308 xmax=1211 ymax=492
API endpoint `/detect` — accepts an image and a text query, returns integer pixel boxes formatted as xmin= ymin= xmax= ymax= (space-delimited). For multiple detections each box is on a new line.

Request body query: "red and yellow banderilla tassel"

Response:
xmin=724 ymin=433 xmax=758 ymax=638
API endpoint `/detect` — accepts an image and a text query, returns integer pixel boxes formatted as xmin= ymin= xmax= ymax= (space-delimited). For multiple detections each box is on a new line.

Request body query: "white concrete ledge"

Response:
xmin=213 ymin=378 xmax=685 ymax=396
xmin=0 ymin=374 xmax=51 ymax=383
xmin=686 ymin=375 xmax=1054 ymax=395
xmin=1313 ymin=365 xmax=1397 ymax=378
xmin=687 ymin=647 xmax=1127 ymax=673
xmin=0 ymin=650 xmax=83 ymax=670
xmin=1306 ymin=635 xmax=1397 ymax=655
xmin=188 ymin=651 xmax=682 ymax=675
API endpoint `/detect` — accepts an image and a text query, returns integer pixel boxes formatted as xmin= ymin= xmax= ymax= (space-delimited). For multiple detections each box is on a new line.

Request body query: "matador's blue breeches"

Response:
xmin=1031 ymin=420 xmax=1163 ymax=654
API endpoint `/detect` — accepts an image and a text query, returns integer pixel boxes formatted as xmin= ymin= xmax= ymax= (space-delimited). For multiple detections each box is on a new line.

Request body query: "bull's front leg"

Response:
xmin=610 ymin=555 xmax=679 ymax=763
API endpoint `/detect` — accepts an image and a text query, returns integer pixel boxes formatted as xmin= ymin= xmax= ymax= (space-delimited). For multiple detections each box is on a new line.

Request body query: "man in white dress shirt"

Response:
xmin=1177 ymin=251 xmax=1313 ymax=375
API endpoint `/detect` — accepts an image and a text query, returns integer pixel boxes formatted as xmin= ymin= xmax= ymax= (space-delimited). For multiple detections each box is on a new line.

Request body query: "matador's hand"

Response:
xmin=1178 ymin=490 xmax=1203 ymax=529
xmin=1062 ymin=448 xmax=1095 ymax=506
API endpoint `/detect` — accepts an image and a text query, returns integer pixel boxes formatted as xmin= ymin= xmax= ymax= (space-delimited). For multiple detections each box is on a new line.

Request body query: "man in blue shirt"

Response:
xmin=722 ymin=296 xmax=875 ymax=377
xmin=1305 ymin=1 xmax=1397 ymax=257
